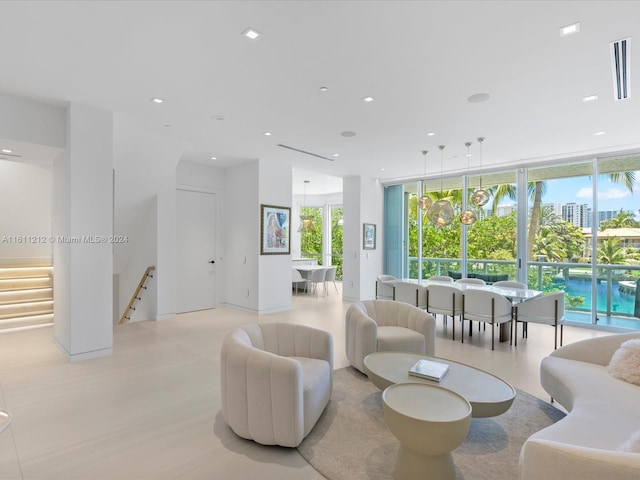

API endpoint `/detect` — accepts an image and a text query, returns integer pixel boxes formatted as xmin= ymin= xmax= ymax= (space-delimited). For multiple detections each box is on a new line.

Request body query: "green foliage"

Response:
xmin=300 ymin=207 xmax=323 ymax=262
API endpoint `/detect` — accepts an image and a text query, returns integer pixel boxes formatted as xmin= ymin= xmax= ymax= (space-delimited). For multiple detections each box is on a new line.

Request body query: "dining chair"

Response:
xmin=514 ymin=291 xmax=565 ymax=349
xmin=427 ymin=275 xmax=454 ymax=283
xmin=308 ymin=268 xmax=327 ymax=296
xmin=376 ymin=274 xmax=397 ymax=300
xmin=292 ymin=268 xmax=308 ymax=295
xmin=462 ymin=289 xmax=513 ymax=350
xmin=492 ymin=280 xmax=527 ymax=289
xmin=455 ymin=278 xmax=487 ymax=286
xmin=324 ymin=266 xmax=338 ymax=294
xmin=393 ymin=282 xmax=427 ymax=309
xmin=425 ymin=284 xmax=462 ymax=340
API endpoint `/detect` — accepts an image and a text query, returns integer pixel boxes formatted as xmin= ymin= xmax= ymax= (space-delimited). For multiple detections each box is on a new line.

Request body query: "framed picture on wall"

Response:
xmin=260 ymin=204 xmax=291 ymax=255
xmin=363 ymin=223 xmax=376 ymax=250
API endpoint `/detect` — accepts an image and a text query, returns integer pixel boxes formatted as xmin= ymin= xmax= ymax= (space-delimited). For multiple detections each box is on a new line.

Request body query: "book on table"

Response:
xmin=408 ymin=359 xmax=449 ymax=382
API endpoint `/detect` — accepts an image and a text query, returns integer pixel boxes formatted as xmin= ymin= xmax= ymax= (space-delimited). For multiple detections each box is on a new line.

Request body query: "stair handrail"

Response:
xmin=119 ymin=266 xmax=155 ymax=324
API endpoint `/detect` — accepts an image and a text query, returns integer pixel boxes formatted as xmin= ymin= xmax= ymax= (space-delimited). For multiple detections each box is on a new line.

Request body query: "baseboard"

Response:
xmin=54 ymin=338 xmax=112 ymax=363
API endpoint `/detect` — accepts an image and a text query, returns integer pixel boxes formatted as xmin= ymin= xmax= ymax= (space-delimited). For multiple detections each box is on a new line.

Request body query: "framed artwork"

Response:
xmin=363 ymin=223 xmax=376 ymax=250
xmin=260 ymin=204 xmax=291 ymax=255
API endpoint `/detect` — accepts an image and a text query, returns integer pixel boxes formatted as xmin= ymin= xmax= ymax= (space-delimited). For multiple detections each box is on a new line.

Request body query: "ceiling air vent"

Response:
xmin=277 ymin=144 xmax=334 ymax=161
xmin=610 ymin=37 xmax=631 ymax=101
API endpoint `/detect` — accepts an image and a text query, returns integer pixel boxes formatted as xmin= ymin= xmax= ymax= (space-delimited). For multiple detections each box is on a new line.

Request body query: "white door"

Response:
xmin=176 ymin=189 xmax=217 ymax=313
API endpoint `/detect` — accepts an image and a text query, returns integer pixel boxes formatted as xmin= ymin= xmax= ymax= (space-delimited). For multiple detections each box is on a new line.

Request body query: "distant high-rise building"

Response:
xmin=561 ymin=203 xmax=589 ymax=227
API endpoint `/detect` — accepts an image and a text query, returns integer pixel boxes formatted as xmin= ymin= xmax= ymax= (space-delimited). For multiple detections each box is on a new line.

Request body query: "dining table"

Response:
xmin=401 ymin=278 xmax=543 ymax=342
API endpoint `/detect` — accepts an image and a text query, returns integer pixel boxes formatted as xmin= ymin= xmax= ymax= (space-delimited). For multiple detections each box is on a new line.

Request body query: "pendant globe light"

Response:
xmin=471 ymin=137 xmax=491 ymax=207
xmin=298 ymin=180 xmax=315 ymax=232
xmin=427 ymin=145 xmax=455 ymax=227
xmin=460 ymin=141 xmax=478 ymax=225
xmin=418 ymin=150 xmax=433 ymax=210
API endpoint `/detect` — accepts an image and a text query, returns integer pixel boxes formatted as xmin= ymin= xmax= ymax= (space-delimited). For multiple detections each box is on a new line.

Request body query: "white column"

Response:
xmin=53 ymin=103 xmax=113 ymax=362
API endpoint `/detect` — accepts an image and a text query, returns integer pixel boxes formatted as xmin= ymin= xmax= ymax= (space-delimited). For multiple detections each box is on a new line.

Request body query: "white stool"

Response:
xmin=382 ymin=383 xmax=471 ymax=480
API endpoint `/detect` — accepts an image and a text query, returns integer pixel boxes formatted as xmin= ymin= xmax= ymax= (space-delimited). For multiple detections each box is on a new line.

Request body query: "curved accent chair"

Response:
xmin=220 ymin=322 xmax=333 ymax=447
xmin=345 ymin=299 xmax=436 ymax=374
xmin=455 ymin=277 xmax=487 ymax=286
xmin=428 ymin=275 xmax=454 ymax=283
xmin=376 ymin=274 xmax=397 ymax=300
xmin=492 ymin=280 xmax=527 ymax=289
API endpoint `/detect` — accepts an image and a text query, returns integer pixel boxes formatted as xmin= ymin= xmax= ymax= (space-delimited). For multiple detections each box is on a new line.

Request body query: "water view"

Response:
xmin=553 ymin=279 xmax=637 ymax=316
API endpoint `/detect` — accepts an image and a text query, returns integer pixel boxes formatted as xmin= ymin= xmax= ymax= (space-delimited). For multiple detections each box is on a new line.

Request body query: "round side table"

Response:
xmin=382 ymin=383 xmax=471 ymax=480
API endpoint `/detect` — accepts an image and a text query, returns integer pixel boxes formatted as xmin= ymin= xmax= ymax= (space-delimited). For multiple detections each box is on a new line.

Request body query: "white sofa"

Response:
xmin=220 ymin=322 xmax=333 ymax=447
xmin=519 ymin=332 xmax=640 ymax=480
xmin=345 ymin=299 xmax=436 ymax=374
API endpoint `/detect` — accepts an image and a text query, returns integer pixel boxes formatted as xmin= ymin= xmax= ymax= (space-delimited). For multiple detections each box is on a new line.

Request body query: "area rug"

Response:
xmin=297 ymin=367 xmax=565 ymax=480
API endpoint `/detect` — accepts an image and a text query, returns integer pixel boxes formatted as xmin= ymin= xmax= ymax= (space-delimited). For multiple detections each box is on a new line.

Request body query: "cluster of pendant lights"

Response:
xmin=419 ymin=137 xmax=491 ymax=227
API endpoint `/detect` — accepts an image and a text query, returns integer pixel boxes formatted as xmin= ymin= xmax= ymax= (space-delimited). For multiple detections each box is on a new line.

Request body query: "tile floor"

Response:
xmin=0 ymin=286 xmax=610 ymax=479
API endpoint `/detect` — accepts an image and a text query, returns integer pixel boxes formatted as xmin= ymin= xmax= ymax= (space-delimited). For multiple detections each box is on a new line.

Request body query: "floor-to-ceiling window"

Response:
xmin=384 ymin=153 xmax=640 ymax=330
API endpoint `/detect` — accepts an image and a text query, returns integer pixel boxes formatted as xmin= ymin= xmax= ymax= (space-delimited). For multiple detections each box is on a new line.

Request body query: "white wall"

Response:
xmin=223 ymin=161 xmax=259 ymax=311
xmin=112 ymin=116 xmax=185 ymax=322
xmin=0 ymin=160 xmax=53 ymax=261
xmin=342 ymin=175 xmax=383 ymax=301
xmin=53 ymin=103 xmax=113 ymax=362
xmin=258 ymin=160 xmax=292 ymax=313
xmin=0 ymin=93 xmax=65 ymax=148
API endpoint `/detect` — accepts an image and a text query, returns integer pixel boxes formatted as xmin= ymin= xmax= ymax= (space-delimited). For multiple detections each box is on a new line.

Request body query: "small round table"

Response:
xmin=382 ymin=383 xmax=471 ymax=480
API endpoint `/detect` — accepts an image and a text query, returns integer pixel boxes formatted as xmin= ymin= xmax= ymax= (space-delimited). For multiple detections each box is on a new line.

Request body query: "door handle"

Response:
xmin=209 ymin=260 xmax=216 ymax=264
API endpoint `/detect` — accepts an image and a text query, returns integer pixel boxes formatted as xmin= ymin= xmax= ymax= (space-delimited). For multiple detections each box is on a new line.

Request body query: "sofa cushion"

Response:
xmin=608 ymin=339 xmax=640 ymax=386
xmin=376 ymin=326 xmax=426 ymax=355
xmin=291 ymin=356 xmax=332 ymax=437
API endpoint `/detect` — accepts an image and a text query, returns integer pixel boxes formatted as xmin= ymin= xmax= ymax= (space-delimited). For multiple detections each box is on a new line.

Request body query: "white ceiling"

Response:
xmin=0 ymin=1 xmax=638 ymax=195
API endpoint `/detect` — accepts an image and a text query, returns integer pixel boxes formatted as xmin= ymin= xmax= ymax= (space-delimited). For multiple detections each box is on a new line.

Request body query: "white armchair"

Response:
xmin=345 ymin=299 xmax=436 ymax=374
xmin=220 ymin=322 xmax=333 ymax=447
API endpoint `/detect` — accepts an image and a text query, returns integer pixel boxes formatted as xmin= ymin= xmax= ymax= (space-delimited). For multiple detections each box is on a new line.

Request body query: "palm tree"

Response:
xmin=597 ymin=237 xmax=628 ymax=265
xmin=600 ymin=210 xmax=638 ymax=229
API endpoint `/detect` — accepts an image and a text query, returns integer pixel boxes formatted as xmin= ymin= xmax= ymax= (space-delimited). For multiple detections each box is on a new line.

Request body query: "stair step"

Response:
xmin=0 ymin=300 xmax=53 ymax=319
xmin=0 ymin=266 xmax=53 ymax=279
xmin=0 ymin=313 xmax=53 ymax=331
xmin=0 ymin=288 xmax=53 ymax=305
xmin=0 ymin=276 xmax=52 ymax=291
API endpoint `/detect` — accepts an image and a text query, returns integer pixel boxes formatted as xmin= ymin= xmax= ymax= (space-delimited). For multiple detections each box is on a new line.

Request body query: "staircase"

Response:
xmin=0 ymin=264 xmax=53 ymax=332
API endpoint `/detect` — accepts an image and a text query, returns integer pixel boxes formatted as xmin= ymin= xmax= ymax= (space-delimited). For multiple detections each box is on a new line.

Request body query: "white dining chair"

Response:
xmin=324 ymin=266 xmax=338 ymax=294
xmin=462 ymin=289 xmax=513 ymax=350
xmin=308 ymin=268 xmax=327 ymax=296
xmin=514 ymin=291 xmax=565 ymax=349
xmin=393 ymin=282 xmax=427 ymax=309
xmin=455 ymin=278 xmax=486 ymax=286
xmin=425 ymin=284 xmax=463 ymax=340
xmin=292 ymin=268 xmax=308 ymax=295
xmin=376 ymin=274 xmax=397 ymax=300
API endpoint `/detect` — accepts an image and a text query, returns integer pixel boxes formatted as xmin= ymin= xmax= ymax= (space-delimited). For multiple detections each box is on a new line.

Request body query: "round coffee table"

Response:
xmin=383 ymin=383 xmax=471 ymax=480
xmin=364 ymin=351 xmax=515 ymax=418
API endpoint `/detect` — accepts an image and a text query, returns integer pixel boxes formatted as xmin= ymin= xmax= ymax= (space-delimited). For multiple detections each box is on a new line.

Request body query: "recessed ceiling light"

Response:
xmin=380 ymin=168 xmax=385 ymax=171
xmin=340 ymin=131 xmax=356 ymax=137
xmin=362 ymin=96 xmax=375 ymax=102
xmin=320 ymin=87 xmax=328 ymax=92
xmin=1 ymin=149 xmax=12 ymax=154
xmin=151 ymin=97 xmax=164 ymax=104
xmin=582 ymin=94 xmax=599 ymax=102
xmin=560 ymin=22 xmax=580 ymax=37
xmin=164 ymin=124 xmax=171 ymax=128
xmin=263 ymin=132 xmax=272 ymax=136
xmin=593 ymin=131 xmax=606 ymax=136
xmin=426 ymin=132 xmax=435 ymax=136
xmin=243 ymin=28 xmax=261 ymax=40
xmin=333 ymin=153 xmax=340 ymax=157
xmin=210 ymin=156 xmax=217 ymax=160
